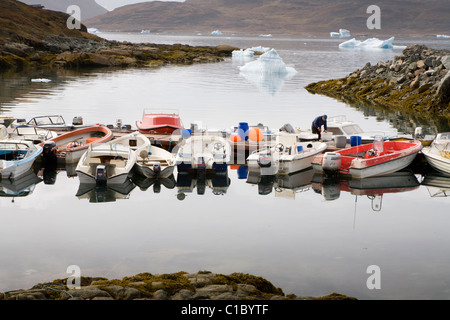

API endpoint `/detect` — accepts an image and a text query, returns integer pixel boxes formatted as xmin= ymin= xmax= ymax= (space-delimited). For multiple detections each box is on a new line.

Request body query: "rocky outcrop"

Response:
xmin=0 ymin=0 xmax=238 ymax=72
xmin=1 ymin=271 xmax=356 ymax=300
xmin=306 ymin=45 xmax=450 ymax=130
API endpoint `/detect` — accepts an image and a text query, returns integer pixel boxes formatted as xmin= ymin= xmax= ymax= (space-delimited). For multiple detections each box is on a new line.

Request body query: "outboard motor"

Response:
xmin=95 ymin=165 xmax=107 ymax=184
xmin=322 ymin=152 xmax=341 ymax=177
xmin=197 ymin=156 xmax=206 ymax=171
xmin=257 ymin=150 xmax=272 ymax=168
xmin=43 ymin=141 xmax=57 ymax=163
xmin=153 ymin=163 xmax=161 ymax=175
xmin=72 ymin=116 xmax=83 ymax=126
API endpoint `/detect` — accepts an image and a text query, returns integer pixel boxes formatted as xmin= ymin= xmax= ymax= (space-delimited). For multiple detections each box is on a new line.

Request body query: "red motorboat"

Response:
xmin=136 ymin=110 xmax=184 ymax=134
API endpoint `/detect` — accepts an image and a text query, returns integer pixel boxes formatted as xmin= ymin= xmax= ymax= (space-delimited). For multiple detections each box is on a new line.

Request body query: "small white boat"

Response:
xmin=0 ymin=140 xmax=43 ymax=179
xmin=26 ymin=115 xmax=77 ymax=131
xmin=174 ymin=134 xmax=231 ymax=174
xmin=247 ymin=132 xmax=327 ymax=175
xmin=9 ymin=126 xmax=58 ymax=144
xmin=422 ymin=132 xmax=450 ymax=175
xmin=76 ymin=142 xmax=137 ymax=185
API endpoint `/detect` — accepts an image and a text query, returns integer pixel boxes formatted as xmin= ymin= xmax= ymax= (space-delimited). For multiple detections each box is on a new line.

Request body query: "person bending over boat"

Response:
xmin=311 ymin=115 xmax=328 ymax=141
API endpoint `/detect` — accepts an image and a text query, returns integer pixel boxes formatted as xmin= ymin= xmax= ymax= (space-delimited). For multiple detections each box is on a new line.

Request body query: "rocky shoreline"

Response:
xmin=0 ymin=271 xmax=356 ymax=300
xmin=1 ymin=35 xmax=238 ymax=72
xmin=305 ymin=45 xmax=450 ymax=130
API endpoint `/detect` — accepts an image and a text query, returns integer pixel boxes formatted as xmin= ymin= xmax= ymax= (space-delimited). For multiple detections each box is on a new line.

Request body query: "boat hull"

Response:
xmin=422 ymin=147 xmax=450 ymax=176
xmin=76 ymin=169 xmax=131 ymax=185
xmin=0 ymin=145 xmax=43 ymax=180
xmin=134 ymin=163 xmax=175 ymax=178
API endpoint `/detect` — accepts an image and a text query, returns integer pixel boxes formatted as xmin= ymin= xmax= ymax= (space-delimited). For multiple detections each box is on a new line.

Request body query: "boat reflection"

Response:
xmin=311 ymin=171 xmax=420 ymax=211
xmin=131 ymin=173 xmax=176 ymax=193
xmin=246 ymin=167 xmax=314 ymax=198
xmin=0 ymin=169 xmax=42 ymax=201
xmin=176 ymin=172 xmax=231 ymax=200
xmin=76 ymin=178 xmax=136 ymax=203
xmin=421 ymin=171 xmax=450 ymax=198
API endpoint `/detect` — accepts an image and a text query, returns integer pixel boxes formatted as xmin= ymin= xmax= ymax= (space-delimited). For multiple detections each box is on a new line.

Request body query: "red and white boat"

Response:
xmin=311 ymin=137 xmax=422 ymax=179
xmin=41 ymin=125 xmax=113 ymax=164
xmin=136 ymin=109 xmax=184 ymax=134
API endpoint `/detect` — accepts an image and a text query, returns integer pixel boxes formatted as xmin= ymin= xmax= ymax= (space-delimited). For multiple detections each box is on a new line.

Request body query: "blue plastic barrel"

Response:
xmin=237 ymin=165 xmax=248 ymax=179
xmin=238 ymin=122 xmax=249 ymax=141
xmin=297 ymin=145 xmax=303 ymax=152
xmin=350 ymin=135 xmax=362 ymax=147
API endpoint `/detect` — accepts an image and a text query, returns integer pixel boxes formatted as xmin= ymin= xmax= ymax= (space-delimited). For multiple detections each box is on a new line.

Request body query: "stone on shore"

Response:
xmin=0 ymin=271 xmax=357 ymax=300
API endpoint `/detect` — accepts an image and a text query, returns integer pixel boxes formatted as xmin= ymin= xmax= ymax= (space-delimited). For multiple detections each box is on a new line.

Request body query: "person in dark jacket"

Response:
xmin=311 ymin=115 xmax=328 ymax=140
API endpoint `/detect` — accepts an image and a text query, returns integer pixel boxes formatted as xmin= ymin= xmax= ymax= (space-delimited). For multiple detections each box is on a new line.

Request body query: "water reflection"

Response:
xmin=176 ymin=172 xmax=231 ymax=199
xmin=311 ymin=171 xmax=420 ymax=211
xmin=131 ymin=173 xmax=176 ymax=193
xmin=0 ymin=169 xmax=42 ymax=200
xmin=246 ymin=167 xmax=314 ymax=198
xmin=76 ymin=178 xmax=136 ymax=203
xmin=421 ymin=171 xmax=450 ymax=198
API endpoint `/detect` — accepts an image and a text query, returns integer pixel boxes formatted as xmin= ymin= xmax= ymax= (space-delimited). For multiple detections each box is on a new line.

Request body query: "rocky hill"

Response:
xmin=18 ymin=0 xmax=108 ymax=20
xmin=306 ymin=45 xmax=450 ymax=131
xmin=0 ymin=0 xmax=237 ymax=72
xmin=85 ymin=0 xmax=450 ymax=35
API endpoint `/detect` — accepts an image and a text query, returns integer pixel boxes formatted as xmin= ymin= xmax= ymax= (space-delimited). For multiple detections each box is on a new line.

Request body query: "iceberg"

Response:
xmin=232 ymin=49 xmax=255 ymax=59
xmin=87 ymin=28 xmax=101 ymax=34
xmin=330 ymin=29 xmax=351 ymax=38
xmin=437 ymin=34 xmax=450 ymax=39
xmin=248 ymin=46 xmax=270 ymax=53
xmin=238 ymin=49 xmax=297 ymax=95
xmin=31 ymin=78 xmax=51 ymax=83
xmin=211 ymin=30 xmax=223 ymax=35
xmin=339 ymin=37 xmax=406 ymax=49
xmin=239 ymin=49 xmax=297 ymax=75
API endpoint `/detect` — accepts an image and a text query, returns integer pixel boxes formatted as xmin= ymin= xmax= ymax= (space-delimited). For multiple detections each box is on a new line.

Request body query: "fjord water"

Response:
xmin=0 ymin=34 xmax=449 ymax=300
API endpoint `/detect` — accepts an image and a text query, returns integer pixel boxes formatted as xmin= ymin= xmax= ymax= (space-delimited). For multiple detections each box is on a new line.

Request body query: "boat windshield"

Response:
xmin=29 ymin=116 xmax=65 ymax=126
xmin=342 ymin=125 xmax=364 ymax=135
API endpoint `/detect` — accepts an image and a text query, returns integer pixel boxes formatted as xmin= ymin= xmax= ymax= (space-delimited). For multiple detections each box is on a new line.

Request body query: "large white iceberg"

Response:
xmin=330 ymin=29 xmax=351 ymax=38
xmin=238 ymin=49 xmax=297 ymax=95
xmin=338 ymin=37 xmax=406 ymax=49
xmin=239 ymin=49 xmax=297 ymax=75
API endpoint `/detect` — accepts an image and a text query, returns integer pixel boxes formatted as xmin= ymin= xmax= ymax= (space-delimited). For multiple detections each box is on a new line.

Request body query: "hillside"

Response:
xmin=18 ymin=0 xmax=109 ymax=20
xmin=0 ymin=0 xmax=237 ymax=72
xmin=85 ymin=0 xmax=450 ymax=35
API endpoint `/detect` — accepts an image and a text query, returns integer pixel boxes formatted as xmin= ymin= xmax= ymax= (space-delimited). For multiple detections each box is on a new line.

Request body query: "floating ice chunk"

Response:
xmin=232 ymin=49 xmax=255 ymax=59
xmin=248 ymin=46 xmax=270 ymax=53
xmin=239 ymin=49 xmax=297 ymax=75
xmin=88 ymin=28 xmax=101 ymax=34
xmin=211 ymin=30 xmax=223 ymax=35
xmin=259 ymin=34 xmax=272 ymax=37
xmin=31 ymin=78 xmax=51 ymax=83
xmin=437 ymin=34 xmax=450 ymax=39
xmin=330 ymin=29 xmax=351 ymax=38
xmin=141 ymin=30 xmax=150 ymax=34
xmin=338 ymin=37 xmax=405 ymax=49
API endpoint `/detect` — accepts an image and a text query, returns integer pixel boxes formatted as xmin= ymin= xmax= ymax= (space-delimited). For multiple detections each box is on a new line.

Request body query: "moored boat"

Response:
xmin=76 ymin=142 xmax=137 ymax=185
xmin=41 ymin=125 xmax=113 ymax=164
xmin=136 ymin=109 xmax=184 ymax=134
xmin=422 ymin=132 xmax=450 ymax=175
xmin=311 ymin=137 xmax=422 ymax=179
xmin=247 ymin=132 xmax=327 ymax=175
xmin=0 ymin=140 xmax=43 ymax=179
xmin=174 ymin=133 xmax=231 ymax=174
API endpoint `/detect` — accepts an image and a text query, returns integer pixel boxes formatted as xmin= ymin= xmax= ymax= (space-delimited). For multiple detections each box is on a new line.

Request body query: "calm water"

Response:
xmin=0 ymin=33 xmax=449 ymax=300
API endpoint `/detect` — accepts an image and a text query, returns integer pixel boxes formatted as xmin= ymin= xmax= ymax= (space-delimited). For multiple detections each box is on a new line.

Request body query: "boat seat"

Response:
xmin=110 ymin=159 xmax=126 ymax=167
xmin=87 ymin=157 xmax=102 ymax=164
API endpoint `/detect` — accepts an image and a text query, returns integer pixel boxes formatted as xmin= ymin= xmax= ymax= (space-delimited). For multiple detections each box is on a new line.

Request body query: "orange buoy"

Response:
xmin=249 ymin=127 xmax=264 ymax=142
xmin=230 ymin=133 xmax=241 ymax=142
xmin=229 ymin=165 xmax=240 ymax=170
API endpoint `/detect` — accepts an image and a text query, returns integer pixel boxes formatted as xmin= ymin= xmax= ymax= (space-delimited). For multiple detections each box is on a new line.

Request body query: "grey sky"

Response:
xmin=95 ymin=0 xmax=184 ymax=11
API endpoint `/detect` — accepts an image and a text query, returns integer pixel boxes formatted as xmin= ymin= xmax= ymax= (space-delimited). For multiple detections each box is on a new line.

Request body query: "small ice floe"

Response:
xmin=87 ymin=28 xmax=101 ymax=34
xmin=24 ymin=269 xmax=38 ymax=276
xmin=211 ymin=30 xmax=223 ymax=35
xmin=339 ymin=37 xmax=406 ymax=49
xmin=330 ymin=29 xmax=351 ymax=38
xmin=437 ymin=34 xmax=450 ymax=39
xmin=141 ymin=30 xmax=150 ymax=34
xmin=248 ymin=46 xmax=270 ymax=53
xmin=232 ymin=48 xmax=255 ymax=59
xmin=259 ymin=34 xmax=272 ymax=37
xmin=31 ymin=78 xmax=51 ymax=83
